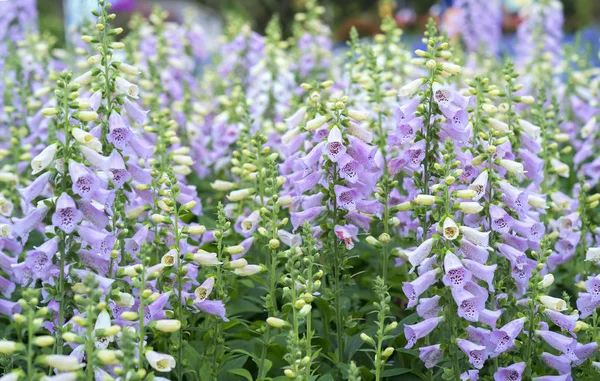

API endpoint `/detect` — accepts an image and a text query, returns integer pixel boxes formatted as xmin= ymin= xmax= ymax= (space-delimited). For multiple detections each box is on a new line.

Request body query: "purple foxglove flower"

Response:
xmin=462 ymin=259 xmax=496 ymax=291
xmin=443 ymin=251 xmax=471 ymax=288
xmin=544 ymin=310 xmax=577 ymax=336
xmin=79 ymin=250 xmax=110 ymax=275
xmin=452 ymin=286 xmax=485 ymax=322
xmin=106 ymin=151 xmax=130 ymax=189
xmin=301 ymin=142 xmax=326 ymax=169
xmin=347 ymin=135 xmax=378 ymax=171
xmin=417 ymin=295 xmax=441 ymax=319
xmin=460 ymin=370 xmax=479 ymax=381
xmin=143 ymin=292 xmax=170 ymax=323
xmin=71 ymin=269 xmax=114 ymax=294
xmin=403 ymin=268 xmax=440 ymax=308
xmin=493 ymin=363 xmax=525 ymax=381
xmin=501 ymin=233 xmax=529 ymax=252
xmin=498 ymin=181 xmax=529 ymax=217
xmin=51 ymin=193 xmax=83 ymax=234
xmin=107 ymin=112 xmax=132 ymax=150
xmin=12 ymin=206 xmax=49 ymax=241
xmin=196 ymin=299 xmax=228 ymax=322
xmin=334 ymin=224 xmax=358 ymax=250
xmin=417 ymin=255 xmax=438 ymax=276
xmin=18 ymin=171 xmax=51 ymax=205
xmin=535 ymin=330 xmax=578 ymax=361
xmin=457 ymin=338 xmax=488 ymax=369
xmin=290 ymin=206 xmax=325 ymax=231
xmin=404 ymin=316 xmax=444 ymax=349
xmin=479 ymin=308 xmax=503 ymax=328
xmin=295 ymin=172 xmax=322 ymax=194
xmin=403 ymin=141 xmax=426 ymax=171
xmin=0 ymin=274 xmax=15 ymax=298
xmin=68 ymin=159 xmax=98 ymax=200
xmin=338 ymin=154 xmax=359 ymax=183
xmin=466 ymin=325 xmax=491 ymax=346
xmin=393 ymin=97 xmax=419 ymax=124
xmin=123 ymin=98 xmax=148 ymax=126
xmin=128 ymin=134 xmax=154 ymax=159
xmin=418 ymin=344 xmax=442 ymax=368
xmin=344 ymin=211 xmax=372 ymax=231
xmin=236 ymin=211 xmax=260 ymax=237
xmin=278 ymin=230 xmax=302 ymax=247
xmin=459 ymin=239 xmax=489 ymax=264
xmin=406 ymin=238 xmax=435 ymax=270
xmin=124 ymin=225 xmax=149 ymax=255
xmin=519 ymin=149 xmax=544 ymax=182
xmin=0 ymin=299 xmax=21 ymax=317
xmin=355 ymin=200 xmax=382 ymax=218
xmin=77 ymin=226 xmax=114 ymax=257
xmin=541 ymin=352 xmax=572 ymax=374
xmin=231 ymin=237 xmax=254 ymax=260
xmin=387 ymin=156 xmax=407 ymax=176
xmin=511 ymin=218 xmax=545 ymax=242
xmin=489 ymin=317 xmax=525 ymax=354
xmin=532 ymin=376 xmax=572 ymax=381
xmin=324 ymin=126 xmax=346 ymax=162
xmin=573 ymin=342 xmax=598 ymax=365
xmin=334 ymin=185 xmax=360 ymax=212
xmin=490 ymin=205 xmax=513 ymax=233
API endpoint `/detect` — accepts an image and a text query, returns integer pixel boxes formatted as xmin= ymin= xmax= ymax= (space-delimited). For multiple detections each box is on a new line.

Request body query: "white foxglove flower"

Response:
xmin=145 ymin=350 xmax=176 ymax=372
xmin=459 ymin=226 xmax=490 ymax=248
xmin=457 ymin=202 xmax=483 ymax=214
xmin=348 ymin=109 xmax=369 ymax=121
xmin=585 ymin=247 xmax=600 ymax=262
xmin=227 ymin=188 xmax=254 ymax=202
xmin=73 ymin=70 xmax=93 ymax=85
xmin=72 ymin=128 xmax=93 ymax=144
xmin=117 ymin=62 xmax=141 ymax=76
xmin=539 ymin=295 xmax=567 ymax=311
xmin=519 ymin=119 xmax=541 ymax=139
xmin=154 ymin=320 xmax=181 ymax=333
xmin=305 ymin=114 xmax=329 ymax=131
xmin=550 ymin=159 xmax=569 ymax=178
xmin=192 ymin=251 xmax=221 ymax=266
xmin=115 ymin=77 xmax=139 ymax=98
xmin=399 ymin=78 xmax=425 ymax=97
xmin=41 ymin=355 xmax=85 ymax=371
xmin=499 ymin=159 xmax=525 ymax=174
xmin=442 ymin=217 xmax=459 ymax=240
xmin=234 ymin=264 xmax=263 ymax=276
xmin=31 ymin=143 xmax=58 ymax=174
xmin=489 ymin=118 xmax=510 ymax=134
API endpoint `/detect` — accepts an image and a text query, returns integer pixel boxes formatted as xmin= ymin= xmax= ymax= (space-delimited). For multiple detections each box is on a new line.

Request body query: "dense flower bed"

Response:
xmin=0 ymin=0 xmax=599 ymax=380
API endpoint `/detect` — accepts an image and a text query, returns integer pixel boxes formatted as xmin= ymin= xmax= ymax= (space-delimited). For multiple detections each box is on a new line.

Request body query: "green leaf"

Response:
xmin=380 ymin=368 xmax=412 ymax=377
xmin=228 ymin=369 xmax=253 ymax=381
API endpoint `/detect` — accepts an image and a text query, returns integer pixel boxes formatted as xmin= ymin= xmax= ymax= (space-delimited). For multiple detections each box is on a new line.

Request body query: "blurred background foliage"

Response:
xmin=38 ymin=0 xmax=600 ymax=47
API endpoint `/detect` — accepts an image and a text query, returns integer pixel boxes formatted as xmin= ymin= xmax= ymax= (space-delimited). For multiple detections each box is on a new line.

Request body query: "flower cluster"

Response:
xmin=0 ymin=1 xmax=598 ymax=380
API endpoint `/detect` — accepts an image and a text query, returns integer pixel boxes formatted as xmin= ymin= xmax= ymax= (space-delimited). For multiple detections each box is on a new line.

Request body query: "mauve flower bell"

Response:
xmin=443 ymin=251 xmax=472 ymax=288
xmin=51 ymin=193 xmax=83 ymax=234
xmin=489 ymin=317 xmax=525 ymax=354
xmin=404 ymin=316 xmax=444 ymax=349
xmin=493 ymin=362 xmax=525 ymax=381
xmin=418 ymin=344 xmax=442 ymax=368
xmin=68 ymin=159 xmax=98 ymax=200
xmin=457 ymin=338 xmax=488 ymax=369
xmin=403 ymin=268 xmax=440 ymax=308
